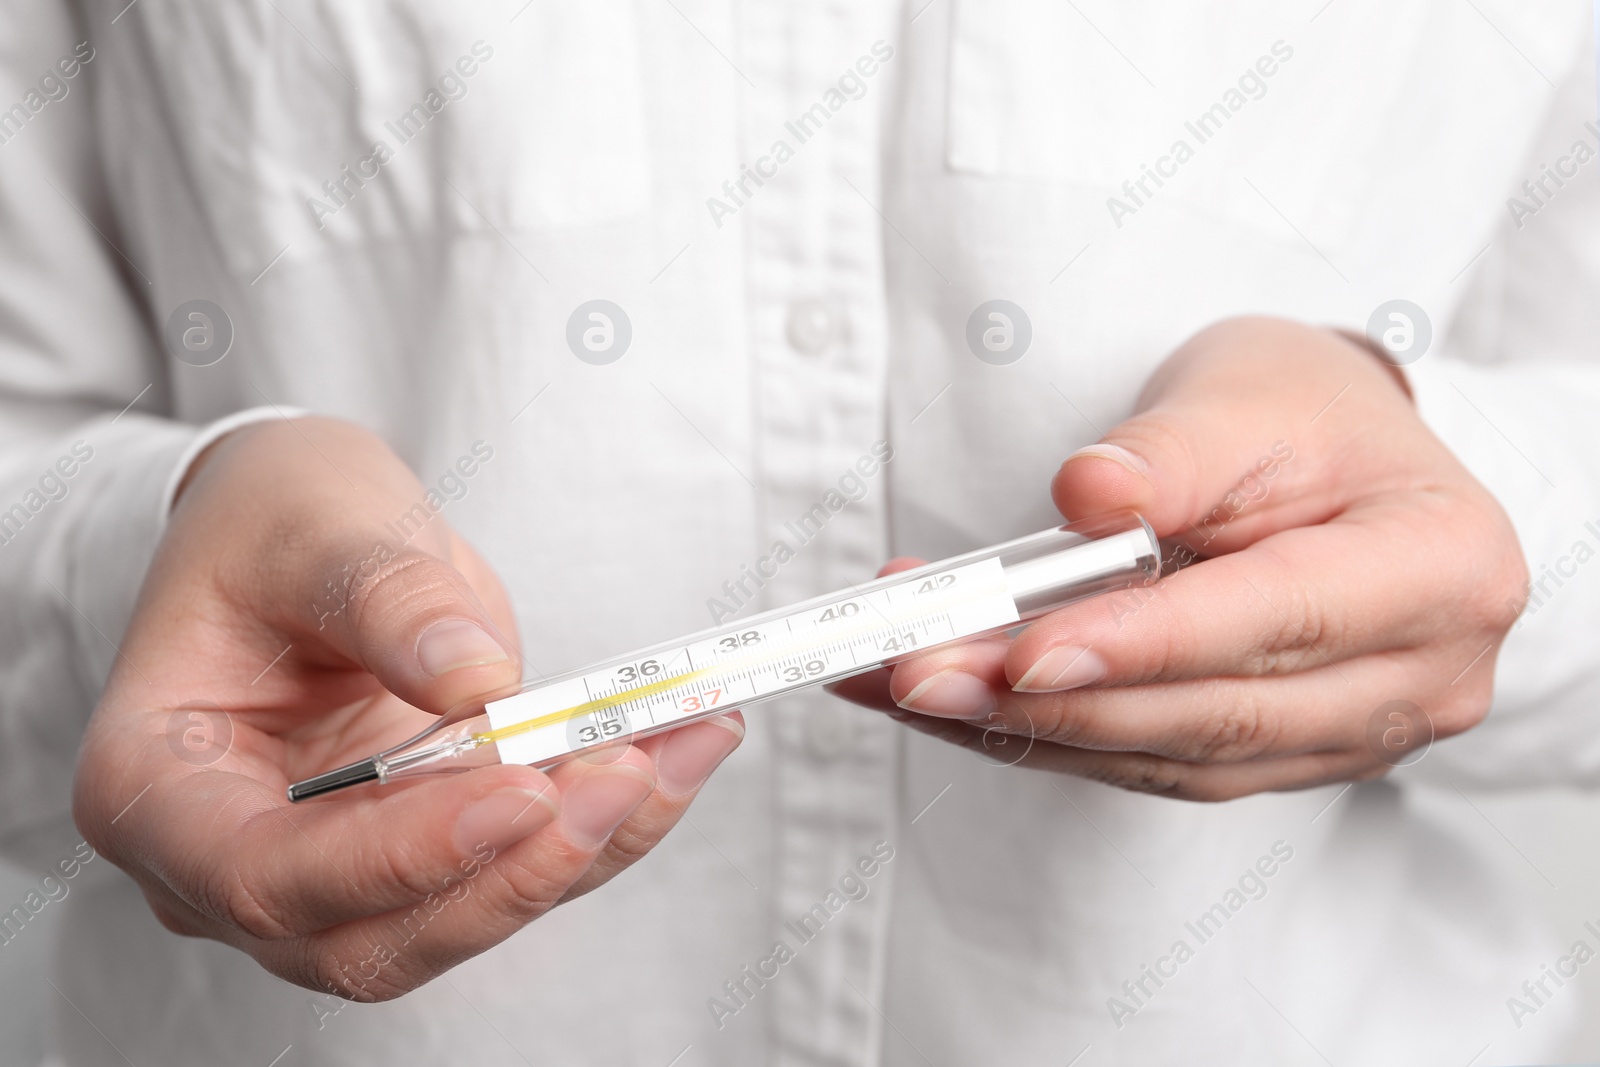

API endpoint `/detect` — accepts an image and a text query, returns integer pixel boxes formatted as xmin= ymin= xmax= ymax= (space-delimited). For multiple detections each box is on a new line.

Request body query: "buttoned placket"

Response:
xmin=735 ymin=2 xmax=904 ymax=1063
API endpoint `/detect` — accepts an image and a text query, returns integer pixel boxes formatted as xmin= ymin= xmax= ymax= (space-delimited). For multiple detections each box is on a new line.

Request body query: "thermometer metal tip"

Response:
xmin=286 ymin=757 xmax=381 ymax=802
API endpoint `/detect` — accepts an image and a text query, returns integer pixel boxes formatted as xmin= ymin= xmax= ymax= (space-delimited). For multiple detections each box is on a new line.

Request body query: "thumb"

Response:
xmin=1051 ymin=428 xmax=1299 ymax=551
xmin=1049 ymin=320 xmax=1379 ymax=550
xmin=286 ymin=541 xmax=524 ymax=717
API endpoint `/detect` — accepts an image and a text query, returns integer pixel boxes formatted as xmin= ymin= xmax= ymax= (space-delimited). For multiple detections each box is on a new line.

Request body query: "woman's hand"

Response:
xmin=835 ymin=316 xmax=1526 ymax=801
xmin=73 ymin=417 xmax=742 ymax=998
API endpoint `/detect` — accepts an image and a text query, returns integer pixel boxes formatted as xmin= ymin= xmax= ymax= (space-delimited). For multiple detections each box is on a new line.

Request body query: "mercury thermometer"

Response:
xmin=287 ymin=512 xmax=1160 ymax=801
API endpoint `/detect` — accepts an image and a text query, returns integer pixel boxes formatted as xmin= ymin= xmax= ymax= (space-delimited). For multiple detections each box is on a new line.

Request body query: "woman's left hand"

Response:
xmin=833 ymin=316 xmax=1528 ymax=801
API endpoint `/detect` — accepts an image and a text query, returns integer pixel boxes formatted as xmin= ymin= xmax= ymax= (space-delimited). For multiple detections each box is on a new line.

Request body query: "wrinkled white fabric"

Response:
xmin=1 ymin=1 xmax=1597 ymax=1064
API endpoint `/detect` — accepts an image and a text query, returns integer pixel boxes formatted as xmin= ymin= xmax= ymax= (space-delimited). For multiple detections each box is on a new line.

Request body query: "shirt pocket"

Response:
xmin=943 ymin=0 xmax=1441 ymax=252
xmin=136 ymin=0 xmax=652 ymax=277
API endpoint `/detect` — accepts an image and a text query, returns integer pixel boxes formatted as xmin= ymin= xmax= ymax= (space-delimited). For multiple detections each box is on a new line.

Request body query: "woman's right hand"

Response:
xmin=72 ymin=416 xmax=743 ymax=998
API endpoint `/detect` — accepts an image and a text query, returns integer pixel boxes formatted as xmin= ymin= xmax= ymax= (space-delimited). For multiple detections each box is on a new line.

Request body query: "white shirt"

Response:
xmin=2 ymin=1 xmax=1598 ymax=1064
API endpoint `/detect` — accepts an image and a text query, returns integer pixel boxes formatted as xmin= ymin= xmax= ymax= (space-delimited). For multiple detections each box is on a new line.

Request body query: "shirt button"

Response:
xmin=785 ymin=299 xmax=837 ymax=355
xmin=804 ymin=702 xmax=857 ymax=761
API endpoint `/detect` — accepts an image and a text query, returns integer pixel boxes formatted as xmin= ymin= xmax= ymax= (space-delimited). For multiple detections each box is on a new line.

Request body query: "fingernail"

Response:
xmin=896 ymin=671 xmax=995 ymax=718
xmin=655 ymin=716 xmax=744 ymax=798
xmin=454 ymin=786 xmax=557 ymax=856
xmin=417 ymin=619 xmax=509 ymax=677
xmin=559 ymin=765 xmax=655 ymax=849
xmin=1068 ymin=443 xmax=1147 ymax=474
xmin=1014 ymin=646 xmax=1107 ymax=692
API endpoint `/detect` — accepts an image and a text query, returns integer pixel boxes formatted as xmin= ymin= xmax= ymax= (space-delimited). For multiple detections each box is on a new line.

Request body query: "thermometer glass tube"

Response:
xmin=288 ymin=511 xmax=1160 ymax=801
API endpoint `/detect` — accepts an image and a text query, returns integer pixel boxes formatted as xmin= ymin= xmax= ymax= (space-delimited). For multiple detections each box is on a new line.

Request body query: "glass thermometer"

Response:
xmin=287 ymin=511 xmax=1160 ymax=801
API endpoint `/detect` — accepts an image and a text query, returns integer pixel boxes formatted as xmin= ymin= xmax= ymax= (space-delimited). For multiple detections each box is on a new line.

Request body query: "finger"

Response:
xmin=897 ymin=649 xmax=1489 ymax=765
xmin=285 ymin=541 xmax=525 ymax=718
xmin=174 ymin=419 xmax=525 ymax=719
xmin=882 ymin=711 xmax=1386 ymax=802
xmin=1000 ymin=512 xmax=1466 ymax=690
xmin=829 ymin=554 xmax=1011 ymax=711
xmin=830 ymin=546 xmax=1004 ymax=711
xmin=91 ymin=757 xmax=562 ymax=941
xmin=1000 ymin=668 xmax=1365 ymax=761
xmin=225 ymin=713 xmax=737 ymax=942
xmin=1021 ymin=744 xmax=1387 ymax=801
xmin=881 ymin=637 xmax=1011 ymax=719
xmin=265 ymin=724 xmax=740 ymax=998
xmin=154 ymin=749 xmax=655 ymax=997
xmin=827 ymin=666 xmax=897 ymax=713
xmin=559 ymin=711 xmax=745 ymax=901
xmin=1049 ymin=318 xmax=1420 ymax=549
xmin=834 ymin=632 xmax=1014 ymax=716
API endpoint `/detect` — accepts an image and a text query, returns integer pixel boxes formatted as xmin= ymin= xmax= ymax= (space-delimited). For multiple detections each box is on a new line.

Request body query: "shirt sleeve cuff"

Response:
xmin=157 ymin=405 xmax=311 ymax=522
